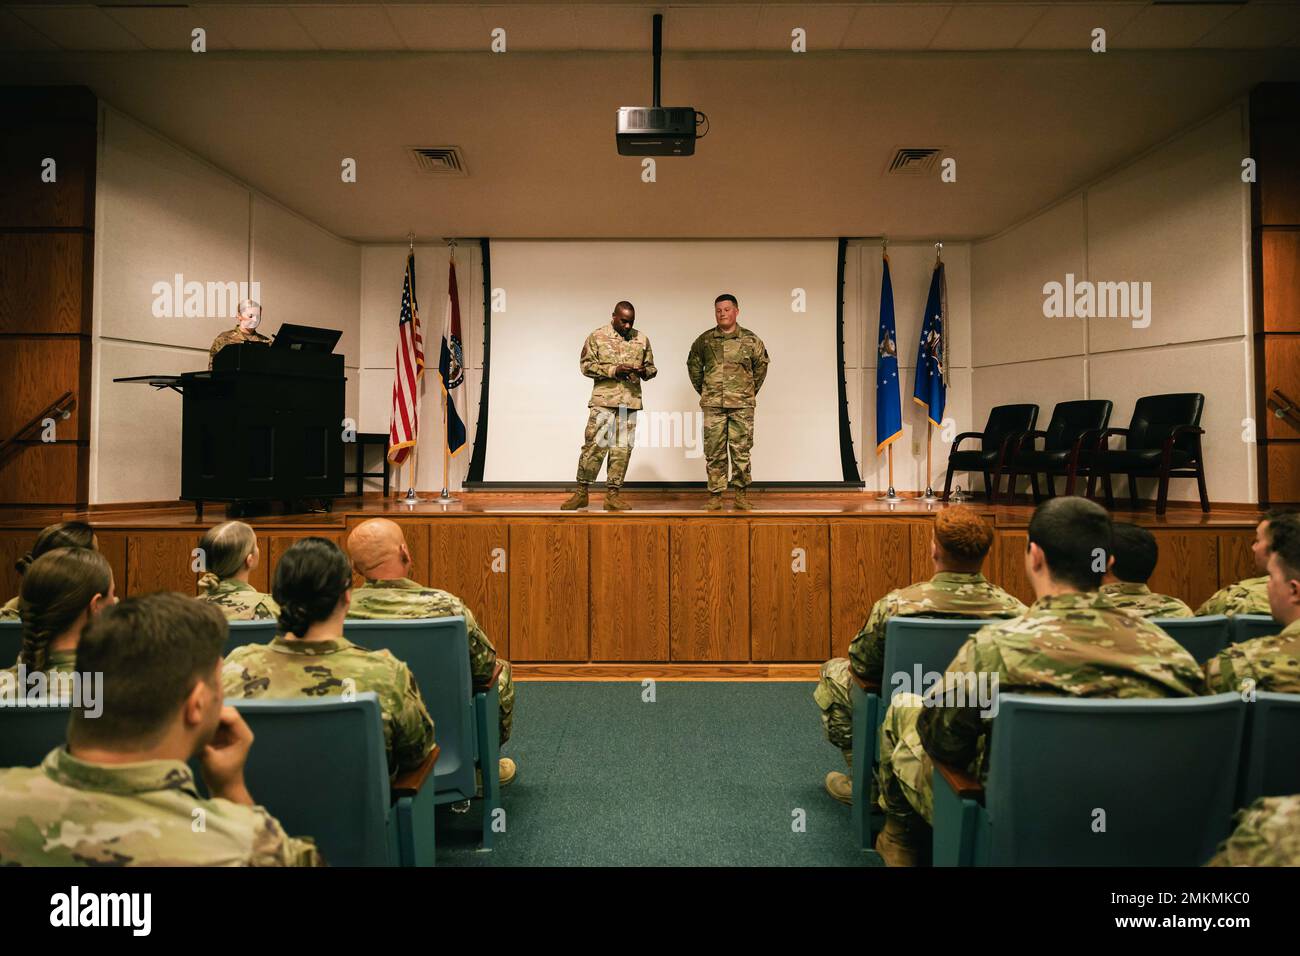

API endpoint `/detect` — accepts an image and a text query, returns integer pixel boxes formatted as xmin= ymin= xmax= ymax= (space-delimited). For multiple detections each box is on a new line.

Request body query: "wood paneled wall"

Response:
xmin=0 ymin=513 xmax=1259 ymax=664
xmin=1252 ymin=82 xmax=1300 ymax=504
xmin=0 ymin=87 xmax=97 ymax=509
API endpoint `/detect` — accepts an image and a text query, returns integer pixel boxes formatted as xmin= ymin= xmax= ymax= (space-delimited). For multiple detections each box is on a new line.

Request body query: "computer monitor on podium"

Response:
xmin=273 ymin=323 xmax=343 ymax=354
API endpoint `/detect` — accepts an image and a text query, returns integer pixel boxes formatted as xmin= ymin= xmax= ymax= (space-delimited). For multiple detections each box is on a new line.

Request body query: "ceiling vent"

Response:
xmin=885 ymin=148 xmax=942 ymax=175
xmin=408 ymin=147 xmax=468 ymax=176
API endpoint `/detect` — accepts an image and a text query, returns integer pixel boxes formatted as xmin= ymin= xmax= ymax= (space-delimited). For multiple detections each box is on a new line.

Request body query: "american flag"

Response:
xmin=388 ymin=251 xmax=423 ymax=465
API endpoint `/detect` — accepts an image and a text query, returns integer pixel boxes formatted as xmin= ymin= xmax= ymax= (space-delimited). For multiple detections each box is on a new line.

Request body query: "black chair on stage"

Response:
xmin=943 ymin=404 xmax=1038 ymax=503
xmin=1000 ymin=400 xmax=1113 ymax=503
xmin=1089 ymin=393 xmax=1209 ymax=516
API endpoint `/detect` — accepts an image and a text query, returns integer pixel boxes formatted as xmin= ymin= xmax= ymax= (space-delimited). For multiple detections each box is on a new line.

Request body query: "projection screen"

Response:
xmin=479 ymin=239 xmax=848 ymax=484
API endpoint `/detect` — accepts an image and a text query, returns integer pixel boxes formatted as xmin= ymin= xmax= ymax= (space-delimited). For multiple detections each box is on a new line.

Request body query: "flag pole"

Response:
xmin=918 ymin=422 xmax=938 ymax=501
xmin=437 ymin=239 xmax=458 ymax=504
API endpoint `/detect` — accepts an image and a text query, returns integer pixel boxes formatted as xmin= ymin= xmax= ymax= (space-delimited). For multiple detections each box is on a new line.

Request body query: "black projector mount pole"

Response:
xmin=652 ymin=13 xmax=662 ymax=109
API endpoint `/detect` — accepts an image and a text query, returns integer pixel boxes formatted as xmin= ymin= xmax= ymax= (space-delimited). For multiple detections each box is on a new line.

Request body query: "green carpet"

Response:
xmin=435 ymin=681 xmax=882 ymax=866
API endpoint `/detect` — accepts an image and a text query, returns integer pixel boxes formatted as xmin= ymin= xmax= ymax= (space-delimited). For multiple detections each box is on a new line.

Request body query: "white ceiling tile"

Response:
xmin=664 ymin=5 xmax=762 ymax=51
xmin=841 ymin=5 xmax=952 ymax=49
xmin=103 ymin=7 xmax=235 ymax=52
xmin=1112 ymin=3 xmax=1241 ymax=48
xmin=382 ymin=4 xmax=487 ymax=51
xmin=1194 ymin=2 xmax=1300 ymax=49
xmin=194 ymin=5 xmax=320 ymax=51
xmin=0 ymin=8 xmax=59 ymax=51
xmin=571 ymin=6 xmax=658 ymax=52
xmin=754 ymin=4 xmax=858 ymax=51
xmin=1018 ymin=3 xmax=1144 ymax=50
xmin=10 ymin=5 xmax=145 ymax=51
xmin=471 ymin=5 xmax=579 ymax=51
xmin=289 ymin=4 xmax=405 ymax=50
xmin=929 ymin=3 xmax=1046 ymax=50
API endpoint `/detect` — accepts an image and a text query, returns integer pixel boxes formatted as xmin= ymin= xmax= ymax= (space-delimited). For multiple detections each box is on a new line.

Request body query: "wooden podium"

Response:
xmin=178 ymin=343 xmax=345 ymax=518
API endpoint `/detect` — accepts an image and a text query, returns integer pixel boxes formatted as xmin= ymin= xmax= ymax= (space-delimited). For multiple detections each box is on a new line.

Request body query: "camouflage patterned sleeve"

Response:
xmin=462 ymin=602 xmax=500 ymax=686
xmin=916 ymin=637 xmax=989 ymax=770
xmin=1203 ymin=648 xmax=1249 ymax=696
xmin=248 ymin=807 xmax=326 ymax=867
xmin=580 ymin=332 xmax=612 ymax=380
xmin=640 ymin=338 xmax=657 ymax=381
xmin=848 ymin=595 xmax=893 ymax=685
xmin=1195 ymin=589 xmax=1227 ymax=617
xmin=1205 ymin=796 xmax=1300 ymax=867
xmin=750 ymin=335 xmax=770 ymax=394
xmin=687 ymin=337 xmax=705 ymax=394
xmin=389 ymin=663 xmax=437 ymax=773
xmin=253 ymin=596 xmax=281 ymax=621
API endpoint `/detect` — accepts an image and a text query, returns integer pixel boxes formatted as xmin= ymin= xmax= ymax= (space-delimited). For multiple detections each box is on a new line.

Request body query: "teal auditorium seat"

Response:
xmin=1153 ymin=615 xmax=1229 ymax=664
xmin=225 ymin=618 xmax=278 ymax=657
xmin=850 ymin=617 xmax=988 ymax=850
xmin=0 ymin=701 xmax=71 ymax=767
xmin=0 ymin=620 xmax=21 ymax=669
xmin=932 ymin=693 xmax=1246 ymax=866
xmin=1232 ymin=614 xmax=1281 ymax=644
xmin=344 ymin=617 xmax=503 ymax=849
xmin=232 ymin=693 xmax=438 ymax=866
xmin=1238 ymin=691 xmax=1300 ymax=806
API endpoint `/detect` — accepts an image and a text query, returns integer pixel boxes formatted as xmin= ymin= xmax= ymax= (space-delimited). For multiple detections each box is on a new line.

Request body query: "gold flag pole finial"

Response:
xmin=935 ymin=240 xmax=943 ymax=263
xmin=407 ymin=231 xmax=416 ymax=252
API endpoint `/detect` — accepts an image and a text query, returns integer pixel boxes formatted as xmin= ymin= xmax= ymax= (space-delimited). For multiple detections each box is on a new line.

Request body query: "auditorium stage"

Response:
xmin=0 ymin=493 xmax=1262 ymax=679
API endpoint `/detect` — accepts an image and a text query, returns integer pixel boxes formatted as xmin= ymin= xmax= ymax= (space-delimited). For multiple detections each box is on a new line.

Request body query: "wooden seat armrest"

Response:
xmin=948 ymin=432 xmax=982 ymax=451
xmin=934 ymin=759 xmax=984 ymax=801
xmin=474 ymin=660 xmax=505 ymax=694
xmin=391 ymin=744 xmax=440 ymax=799
xmin=850 ymin=671 xmax=881 ymax=694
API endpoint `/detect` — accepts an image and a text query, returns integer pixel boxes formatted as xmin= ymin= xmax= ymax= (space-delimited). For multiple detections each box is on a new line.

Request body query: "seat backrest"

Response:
xmin=343 ymin=617 xmax=476 ymax=801
xmin=1238 ymin=691 xmax=1300 ymax=806
xmin=1127 ymin=393 xmax=1204 ymax=453
xmin=0 ymin=620 xmax=22 ymax=669
xmin=225 ymin=619 xmax=278 ymax=658
xmin=231 ymin=693 xmax=392 ymax=866
xmin=1043 ymin=400 xmax=1113 ymax=451
xmin=0 ymin=701 xmax=72 ymax=768
xmin=1152 ymin=615 xmax=1229 ymax=665
xmin=981 ymin=404 xmax=1038 ymax=452
xmin=983 ymin=693 xmax=1244 ymax=865
xmin=882 ymin=618 xmax=990 ymax=703
xmin=1232 ymin=615 xmax=1281 ymax=644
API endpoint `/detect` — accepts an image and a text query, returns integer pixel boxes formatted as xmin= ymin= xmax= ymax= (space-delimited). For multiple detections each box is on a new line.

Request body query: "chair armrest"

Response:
xmin=474 ymin=660 xmax=505 ymax=694
xmin=1094 ymin=426 xmax=1129 ymax=451
xmin=850 ymin=671 xmax=881 ymax=694
xmin=933 ymin=759 xmax=984 ymax=801
xmin=391 ymin=744 xmax=440 ymax=799
xmin=949 ymin=431 xmax=982 ymax=452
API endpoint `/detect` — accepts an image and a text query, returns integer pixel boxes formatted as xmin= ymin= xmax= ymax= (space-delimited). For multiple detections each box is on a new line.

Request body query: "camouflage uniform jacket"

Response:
xmin=347 ymin=578 xmax=499 ymax=685
xmin=1099 ymin=581 xmax=1194 ymax=619
xmin=1196 ymin=575 xmax=1270 ymax=617
xmin=222 ymin=635 xmax=435 ymax=774
xmin=848 ymin=571 xmax=1027 ymax=685
xmin=0 ymin=596 xmax=17 ymax=621
xmin=687 ymin=325 xmax=770 ymax=408
xmin=580 ymin=324 xmax=657 ymax=410
xmin=208 ymin=326 xmax=273 ymax=369
xmin=0 ymin=747 xmax=322 ymax=866
xmin=196 ymin=578 xmax=280 ymax=622
xmin=1207 ymin=795 xmax=1300 ymax=867
xmin=1204 ymin=618 xmax=1300 ymax=695
xmin=917 ymin=592 xmax=1206 ymax=780
xmin=1 ymin=647 xmax=76 ymax=680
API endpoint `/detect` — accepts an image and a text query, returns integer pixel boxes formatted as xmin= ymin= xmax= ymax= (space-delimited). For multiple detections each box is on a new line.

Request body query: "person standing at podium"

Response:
xmin=208 ymin=299 xmax=273 ymax=369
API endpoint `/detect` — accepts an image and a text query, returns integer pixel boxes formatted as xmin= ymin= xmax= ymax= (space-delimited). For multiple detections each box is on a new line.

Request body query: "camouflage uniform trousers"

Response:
xmin=702 ymin=406 xmax=754 ymax=493
xmin=814 ymin=658 xmax=855 ymax=752
xmin=876 ymin=692 xmax=934 ymax=825
xmin=576 ymin=406 xmax=637 ymax=488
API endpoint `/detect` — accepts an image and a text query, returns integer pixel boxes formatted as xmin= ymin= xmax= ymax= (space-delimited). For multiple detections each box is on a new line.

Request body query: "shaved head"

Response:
xmin=347 ymin=518 xmax=410 ymax=580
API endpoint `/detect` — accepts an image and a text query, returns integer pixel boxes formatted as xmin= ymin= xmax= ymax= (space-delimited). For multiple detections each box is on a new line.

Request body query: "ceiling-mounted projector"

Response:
xmin=616 ymin=14 xmax=706 ymax=156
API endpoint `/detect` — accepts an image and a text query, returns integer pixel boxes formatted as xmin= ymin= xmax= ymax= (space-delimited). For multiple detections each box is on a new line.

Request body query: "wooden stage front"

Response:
xmin=0 ymin=492 xmax=1262 ymax=680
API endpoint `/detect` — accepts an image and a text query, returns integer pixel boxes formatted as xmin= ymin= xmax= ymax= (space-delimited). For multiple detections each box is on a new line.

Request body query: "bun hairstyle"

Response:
xmin=18 ymin=547 xmax=112 ymax=672
xmin=15 ymin=521 xmax=95 ymax=576
xmin=197 ymin=520 xmax=257 ymax=592
xmin=272 ymin=537 xmax=353 ymax=637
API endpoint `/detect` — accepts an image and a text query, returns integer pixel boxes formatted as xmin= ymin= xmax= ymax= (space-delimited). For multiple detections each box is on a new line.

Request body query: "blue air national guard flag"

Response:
xmin=913 ymin=260 xmax=947 ymax=427
xmin=876 ymin=254 xmax=902 ymax=453
xmin=439 ymin=258 xmax=467 ymax=454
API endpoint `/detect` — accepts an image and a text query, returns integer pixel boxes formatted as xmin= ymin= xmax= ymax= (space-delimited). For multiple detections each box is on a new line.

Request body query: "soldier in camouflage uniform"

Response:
xmin=193 ymin=520 xmax=279 ymax=621
xmin=561 ymin=301 xmax=657 ymax=512
xmin=1196 ymin=510 xmax=1294 ymax=616
xmin=346 ymin=518 xmax=517 ymax=783
xmin=1 ymin=520 xmax=98 ymax=620
xmin=1098 ymin=522 xmax=1194 ymax=618
xmin=1204 ymin=513 xmax=1300 ymax=696
xmin=687 ymin=293 xmax=769 ymax=511
xmin=1206 ymin=794 xmax=1300 ymax=866
xmin=814 ymin=507 xmax=1025 ymax=804
xmin=197 ymin=577 xmax=279 ymax=621
xmin=2 ymin=548 xmax=115 ymax=675
xmin=207 ymin=299 xmax=272 ymax=369
xmin=875 ymin=498 xmax=1205 ymax=866
xmin=0 ymin=593 xmax=322 ymax=866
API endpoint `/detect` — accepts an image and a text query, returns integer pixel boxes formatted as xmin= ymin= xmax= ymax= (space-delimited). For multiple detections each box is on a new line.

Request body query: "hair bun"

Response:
xmin=197 ymin=571 xmax=221 ymax=591
xmin=15 ymin=552 xmax=34 ymax=575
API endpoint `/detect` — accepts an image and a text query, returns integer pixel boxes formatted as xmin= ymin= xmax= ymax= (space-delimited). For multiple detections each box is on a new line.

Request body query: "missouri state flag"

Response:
xmin=913 ymin=260 xmax=947 ymax=428
xmin=876 ymin=253 xmax=902 ymax=453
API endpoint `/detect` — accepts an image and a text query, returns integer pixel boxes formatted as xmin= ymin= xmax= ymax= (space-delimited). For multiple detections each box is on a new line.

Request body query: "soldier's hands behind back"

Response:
xmin=201 ymin=705 xmax=255 ymax=804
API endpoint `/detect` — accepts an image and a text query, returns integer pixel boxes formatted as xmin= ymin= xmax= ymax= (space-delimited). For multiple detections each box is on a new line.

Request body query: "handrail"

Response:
xmin=1267 ymin=388 xmax=1300 ymax=434
xmin=0 ymin=391 xmax=75 ymax=460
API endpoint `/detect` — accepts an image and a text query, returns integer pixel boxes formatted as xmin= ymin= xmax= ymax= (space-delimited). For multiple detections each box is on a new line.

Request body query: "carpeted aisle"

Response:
xmin=435 ymin=681 xmax=882 ymax=866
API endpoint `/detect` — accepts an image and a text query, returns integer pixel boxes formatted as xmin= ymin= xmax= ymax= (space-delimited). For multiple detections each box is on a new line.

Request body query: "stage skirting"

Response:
xmin=0 ymin=495 xmax=1260 ymax=678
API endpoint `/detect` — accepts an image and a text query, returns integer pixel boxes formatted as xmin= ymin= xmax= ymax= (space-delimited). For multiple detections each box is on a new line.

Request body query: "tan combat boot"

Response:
xmin=874 ymin=815 xmax=929 ymax=867
xmin=604 ymin=487 xmax=630 ymax=511
xmin=476 ymin=757 xmax=518 ymax=796
xmin=824 ymin=749 xmax=853 ymax=805
xmin=733 ymin=487 xmax=752 ymax=510
xmin=704 ymin=492 xmax=723 ymax=511
xmin=559 ymin=486 xmax=589 ymax=510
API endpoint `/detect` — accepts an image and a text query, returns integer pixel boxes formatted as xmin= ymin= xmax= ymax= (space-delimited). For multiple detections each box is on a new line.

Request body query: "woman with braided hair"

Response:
xmin=193 ymin=520 xmax=279 ymax=622
xmin=0 ymin=521 xmax=97 ymax=620
xmin=3 ymin=547 xmax=115 ymax=676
